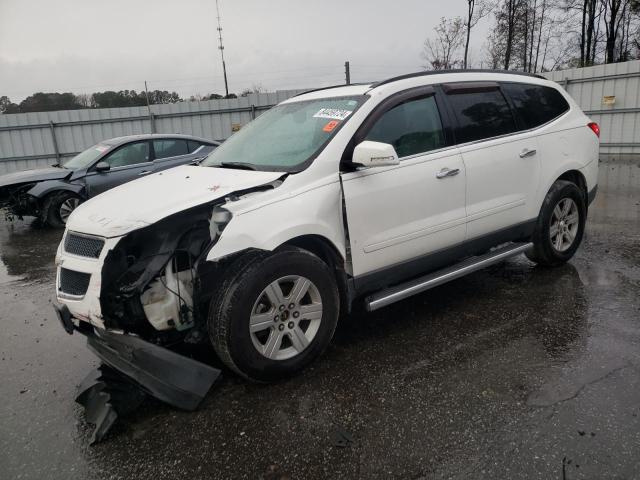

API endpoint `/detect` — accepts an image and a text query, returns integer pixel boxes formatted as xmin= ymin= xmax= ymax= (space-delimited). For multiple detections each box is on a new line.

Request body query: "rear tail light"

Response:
xmin=587 ymin=122 xmax=600 ymax=138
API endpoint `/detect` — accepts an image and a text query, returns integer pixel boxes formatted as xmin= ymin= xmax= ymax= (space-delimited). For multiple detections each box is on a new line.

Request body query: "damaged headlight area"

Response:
xmin=99 ymin=201 xmax=233 ymax=341
xmin=0 ymin=183 xmax=38 ymax=220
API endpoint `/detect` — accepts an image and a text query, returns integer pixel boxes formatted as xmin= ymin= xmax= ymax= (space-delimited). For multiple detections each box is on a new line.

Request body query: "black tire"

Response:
xmin=43 ymin=191 xmax=81 ymax=228
xmin=525 ymin=180 xmax=586 ymax=267
xmin=208 ymin=247 xmax=340 ymax=382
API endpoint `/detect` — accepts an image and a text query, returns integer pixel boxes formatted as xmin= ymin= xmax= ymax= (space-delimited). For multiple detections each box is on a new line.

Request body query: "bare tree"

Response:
xmin=463 ymin=0 xmax=494 ymax=68
xmin=422 ymin=17 xmax=466 ymax=70
xmin=503 ymin=0 xmax=521 ymax=68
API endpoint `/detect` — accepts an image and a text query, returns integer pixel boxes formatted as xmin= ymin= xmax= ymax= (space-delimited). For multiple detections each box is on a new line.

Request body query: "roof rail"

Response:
xmin=369 ymin=69 xmax=547 ymax=88
xmin=293 ymin=83 xmax=370 ymax=97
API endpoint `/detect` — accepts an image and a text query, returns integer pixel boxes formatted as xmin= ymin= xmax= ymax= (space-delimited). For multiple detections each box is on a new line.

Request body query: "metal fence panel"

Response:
xmin=2 ymin=61 xmax=639 ymax=174
xmin=0 ymin=89 xmax=303 ymax=174
xmin=542 ymin=60 xmax=640 ymax=156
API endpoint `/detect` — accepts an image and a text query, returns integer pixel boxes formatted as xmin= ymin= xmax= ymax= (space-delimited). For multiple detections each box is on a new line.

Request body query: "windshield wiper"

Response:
xmin=217 ymin=162 xmax=257 ymax=171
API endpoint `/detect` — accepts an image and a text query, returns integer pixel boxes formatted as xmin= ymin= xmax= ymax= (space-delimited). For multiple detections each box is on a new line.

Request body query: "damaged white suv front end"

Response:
xmin=55 ymin=165 xmax=286 ymax=334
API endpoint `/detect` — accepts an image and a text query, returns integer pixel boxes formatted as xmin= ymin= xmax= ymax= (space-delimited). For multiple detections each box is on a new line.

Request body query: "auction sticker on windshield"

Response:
xmin=313 ymin=108 xmax=353 ymax=121
xmin=323 ymin=120 xmax=339 ymax=132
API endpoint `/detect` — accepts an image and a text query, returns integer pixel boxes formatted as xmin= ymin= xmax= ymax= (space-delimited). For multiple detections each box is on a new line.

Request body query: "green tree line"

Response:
xmin=0 ymin=90 xmax=240 ymax=114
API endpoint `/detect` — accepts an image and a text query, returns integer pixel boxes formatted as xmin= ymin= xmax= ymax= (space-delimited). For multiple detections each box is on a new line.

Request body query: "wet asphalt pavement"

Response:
xmin=1 ymin=158 xmax=639 ymax=480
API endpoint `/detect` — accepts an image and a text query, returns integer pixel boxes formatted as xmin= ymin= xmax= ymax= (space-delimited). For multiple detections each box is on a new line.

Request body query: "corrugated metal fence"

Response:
xmin=0 ymin=90 xmax=303 ymax=174
xmin=541 ymin=60 xmax=640 ymax=157
xmin=1 ymin=60 xmax=639 ymax=174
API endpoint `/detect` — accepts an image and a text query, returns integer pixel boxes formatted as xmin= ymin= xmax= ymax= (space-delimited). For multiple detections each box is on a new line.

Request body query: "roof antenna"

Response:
xmin=215 ymin=0 xmax=230 ymax=98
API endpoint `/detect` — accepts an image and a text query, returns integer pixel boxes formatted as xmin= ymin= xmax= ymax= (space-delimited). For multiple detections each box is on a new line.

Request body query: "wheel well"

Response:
xmin=279 ymin=235 xmax=341 ymax=267
xmin=278 ymin=235 xmax=352 ymax=314
xmin=557 ymin=170 xmax=588 ymax=207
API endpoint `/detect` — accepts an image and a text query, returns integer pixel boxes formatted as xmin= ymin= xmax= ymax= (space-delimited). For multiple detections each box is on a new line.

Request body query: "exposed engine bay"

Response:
xmin=98 ymin=177 xmax=284 ymax=344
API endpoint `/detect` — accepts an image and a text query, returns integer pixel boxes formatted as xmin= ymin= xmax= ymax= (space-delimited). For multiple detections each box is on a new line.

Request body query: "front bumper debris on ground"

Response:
xmin=53 ymin=302 xmax=222 ymax=443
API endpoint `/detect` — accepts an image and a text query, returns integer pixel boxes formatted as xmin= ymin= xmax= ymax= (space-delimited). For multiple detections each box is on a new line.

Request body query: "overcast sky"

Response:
xmin=0 ymin=0 xmax=490 ymax=102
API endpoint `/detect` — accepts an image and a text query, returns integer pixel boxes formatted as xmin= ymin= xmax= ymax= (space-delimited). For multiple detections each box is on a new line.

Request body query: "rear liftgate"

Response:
xmin=55 ymin=303 xmax=221 ymax=444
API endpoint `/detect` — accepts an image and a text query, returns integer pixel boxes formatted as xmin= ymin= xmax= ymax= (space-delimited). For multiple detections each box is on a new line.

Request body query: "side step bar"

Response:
xmin=365 ymin=242 xmax=533 ymax=312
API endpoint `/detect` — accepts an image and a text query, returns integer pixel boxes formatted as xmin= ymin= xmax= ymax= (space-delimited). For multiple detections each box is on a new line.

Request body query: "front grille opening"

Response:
xmin=59 ymin=268 xmax=91 ymax=297
xmin=64 ymin=233 xmax=105 ymax=259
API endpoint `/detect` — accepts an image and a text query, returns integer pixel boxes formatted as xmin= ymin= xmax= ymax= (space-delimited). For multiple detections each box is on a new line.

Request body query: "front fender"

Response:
xmin=27 ymin=180 xmax=85 ymax=200
xmin=206 ymin=181 xmax=346 ymax=262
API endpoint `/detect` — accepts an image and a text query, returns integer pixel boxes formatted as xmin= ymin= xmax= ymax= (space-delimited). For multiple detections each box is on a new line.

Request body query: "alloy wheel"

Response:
xmin=549 ymin=197 xmax=579 ymax=252
xmin=59 ymin=198 xmax=80 ymax=223
xmin=249 ymin=275 xmax=323 ymax=361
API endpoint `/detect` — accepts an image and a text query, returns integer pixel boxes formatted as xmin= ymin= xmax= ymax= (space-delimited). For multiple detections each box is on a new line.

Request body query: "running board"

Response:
xmin=365 ymin=242 xmax=533 ymax=312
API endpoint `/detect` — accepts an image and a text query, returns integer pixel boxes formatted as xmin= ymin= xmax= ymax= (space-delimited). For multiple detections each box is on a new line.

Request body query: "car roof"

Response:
xmin=289 ymin=70 xmax=556 ymax=103
xmin=102 ymin=133 xmax=219 ymax=147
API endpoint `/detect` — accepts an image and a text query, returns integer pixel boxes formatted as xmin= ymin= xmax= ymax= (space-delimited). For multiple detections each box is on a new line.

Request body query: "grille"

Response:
xmin=64 ymin=233 xmax=105 ymax=259
xmin=59 ymin=268 xmax=91 ymax=297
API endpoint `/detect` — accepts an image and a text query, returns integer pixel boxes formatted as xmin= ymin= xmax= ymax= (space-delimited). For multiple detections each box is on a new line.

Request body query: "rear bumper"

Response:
xmin=53 ymin=302 xmax=221 ymax=410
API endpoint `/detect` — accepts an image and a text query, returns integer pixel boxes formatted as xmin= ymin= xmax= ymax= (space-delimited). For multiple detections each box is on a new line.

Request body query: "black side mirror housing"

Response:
xmin=95 ymin=161 xmax=111 ymax=172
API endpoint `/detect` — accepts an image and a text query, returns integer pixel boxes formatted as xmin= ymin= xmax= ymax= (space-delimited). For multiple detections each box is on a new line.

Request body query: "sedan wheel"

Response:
xmin=59 ymin=197 xmax=80 ymax=223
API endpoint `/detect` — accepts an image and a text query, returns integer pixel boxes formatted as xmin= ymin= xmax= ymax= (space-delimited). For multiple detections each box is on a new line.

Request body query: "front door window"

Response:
xmin=104 ymin=142 xmax=150 ymax=168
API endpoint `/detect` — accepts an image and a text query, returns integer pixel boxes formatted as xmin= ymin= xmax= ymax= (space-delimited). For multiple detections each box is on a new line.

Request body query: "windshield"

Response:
xmin=201 ymin=95 xmax=367 ymax=171
xmin=62 ymin=144 xmax=111 ymax=169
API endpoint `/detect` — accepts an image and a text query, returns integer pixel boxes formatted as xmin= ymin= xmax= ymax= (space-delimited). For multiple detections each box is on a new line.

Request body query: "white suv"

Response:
xmin=54 ymin=71 xmax=599 ymax=385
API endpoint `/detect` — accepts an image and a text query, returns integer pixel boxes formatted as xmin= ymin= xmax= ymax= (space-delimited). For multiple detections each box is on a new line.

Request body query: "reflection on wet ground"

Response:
xmin=0 ymin=159 xmax=639 ymax=479
xmin=0 ymin=220 xmax=61 ymax=285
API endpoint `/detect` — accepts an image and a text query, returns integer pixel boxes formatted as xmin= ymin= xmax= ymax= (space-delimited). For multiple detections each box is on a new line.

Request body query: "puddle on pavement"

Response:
xmin=590 ymin=158 xmax=640 ymax=226
xmin=0 ymin=217 xmax=62 ymax=285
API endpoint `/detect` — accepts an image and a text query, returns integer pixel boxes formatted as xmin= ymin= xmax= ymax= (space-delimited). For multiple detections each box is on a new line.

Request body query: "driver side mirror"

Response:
xmin=95 ymin=161 xmax=111 ymax=172
xmin=352 ymin=141 xmax=400 ymax=168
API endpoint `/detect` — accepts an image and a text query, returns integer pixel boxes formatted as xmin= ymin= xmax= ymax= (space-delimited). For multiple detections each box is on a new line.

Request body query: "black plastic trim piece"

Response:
xmin=441 ymin=81 xmax=500 ymax=94
xmin=84 ymin=328 xmax=221 ymax=411
xmin=588 ymin=185 xmax=598 ymax=205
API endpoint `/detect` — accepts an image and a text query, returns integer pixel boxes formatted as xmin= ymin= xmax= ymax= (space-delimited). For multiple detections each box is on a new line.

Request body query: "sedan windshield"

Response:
xmin=62 ymin=144 xmax=111 ymax=169
xmin=201 ymin=95 xmax=366 ymax=172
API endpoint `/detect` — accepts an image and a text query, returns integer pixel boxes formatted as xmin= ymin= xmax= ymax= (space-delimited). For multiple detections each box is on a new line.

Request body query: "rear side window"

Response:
xmin=503 ymin=83 xmax=570 ymax=129
xmin=446 ymin=89 xmax=516 ymax=144
xmin=365 ymin=95 xmax=445 ymax=158
xmin=153 ymin=139 xmax=189 ymax=159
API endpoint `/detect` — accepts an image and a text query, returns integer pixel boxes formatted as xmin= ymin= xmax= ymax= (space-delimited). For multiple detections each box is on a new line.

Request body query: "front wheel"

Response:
xmin=208 ymin=248 xmax=339 ymax=382
xmin=526 ymin=180 xmax=586 ymax=267
xmin=43 ymin=191 xmax=82 ymax=228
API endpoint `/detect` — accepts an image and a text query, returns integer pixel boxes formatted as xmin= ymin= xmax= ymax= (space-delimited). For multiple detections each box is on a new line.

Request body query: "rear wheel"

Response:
xmin=43 ymin=191 xmax=81 ymax=228
xmin=526 ymin=180 xmax=586 ymax=267
xmin=208 ymin=248 xmax=339 ymax=382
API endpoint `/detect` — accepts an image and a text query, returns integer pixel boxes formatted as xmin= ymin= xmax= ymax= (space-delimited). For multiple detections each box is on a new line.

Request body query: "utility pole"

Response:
xmin=344 ymin=61 xmax=351 ymax=85
xmin=216 ymin=0 xmax=230 ymax=97
xmin=144 ymin=80 xmax=155 ymax=133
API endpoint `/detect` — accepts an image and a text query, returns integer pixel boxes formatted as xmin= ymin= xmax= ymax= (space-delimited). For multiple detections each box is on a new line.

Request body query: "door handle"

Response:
xmin=519 ymin=148 xmax=537 ymax=158
xmin=138 ymin=170 xmax=153 ymax=176
xmin=436 ymin=168 xmax=460 ymax=179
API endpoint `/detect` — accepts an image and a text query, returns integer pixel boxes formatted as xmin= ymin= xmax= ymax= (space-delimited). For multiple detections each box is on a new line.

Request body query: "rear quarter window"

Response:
xmin=503 ymin=83 xmax=570 ymax=129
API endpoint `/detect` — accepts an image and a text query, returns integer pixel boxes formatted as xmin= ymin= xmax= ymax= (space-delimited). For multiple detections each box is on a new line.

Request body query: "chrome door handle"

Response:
xmin=138 ymin=170 xmax=153 ymax=176
xmin=436 ymin=168 xmax=460 ymax=179
xmin=519 ymin=148 xmax=537 ymax=158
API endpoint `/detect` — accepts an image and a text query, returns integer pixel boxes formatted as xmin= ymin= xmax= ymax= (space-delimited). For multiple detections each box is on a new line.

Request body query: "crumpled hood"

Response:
xmin=0 ymin=167 xmax=70 ymax=189
xmin=66 ymin=165 xmax=283 ymax=238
